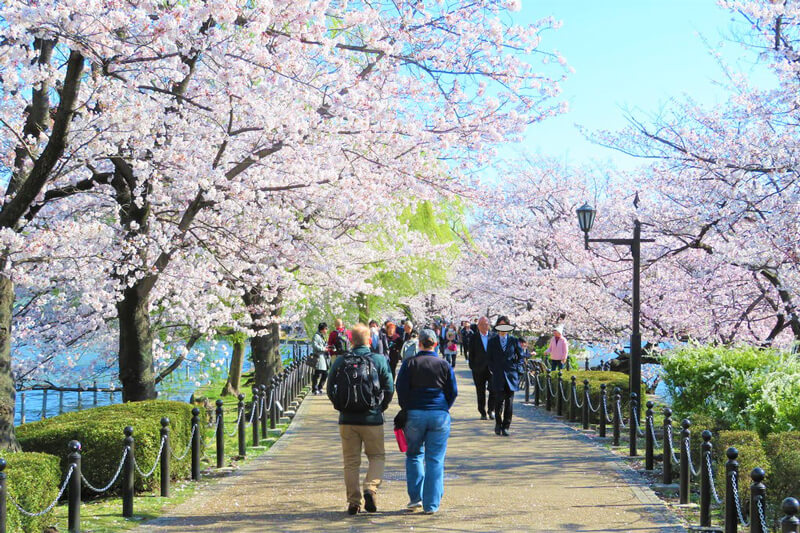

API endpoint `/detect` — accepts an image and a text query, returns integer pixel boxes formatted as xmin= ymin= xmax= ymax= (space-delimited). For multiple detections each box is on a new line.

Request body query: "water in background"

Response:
xmin=14 ymin=340 xmax=307 ymax=425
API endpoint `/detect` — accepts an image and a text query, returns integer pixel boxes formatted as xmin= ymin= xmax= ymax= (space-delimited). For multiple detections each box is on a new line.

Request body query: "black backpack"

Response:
xmin=330 ymin=352 xmax=383 ymax=413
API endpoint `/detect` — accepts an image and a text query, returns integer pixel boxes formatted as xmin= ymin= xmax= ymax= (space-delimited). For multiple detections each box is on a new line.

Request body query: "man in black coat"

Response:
xmin=468 ymin=316 xmax=495 ymax=420
xmin=487 ymin=315 xmax=524 ymax=436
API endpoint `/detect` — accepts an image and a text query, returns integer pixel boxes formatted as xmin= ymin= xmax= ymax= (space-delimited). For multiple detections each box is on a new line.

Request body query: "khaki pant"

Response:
xmin=338 ymin=424 xmax=385 ymax=506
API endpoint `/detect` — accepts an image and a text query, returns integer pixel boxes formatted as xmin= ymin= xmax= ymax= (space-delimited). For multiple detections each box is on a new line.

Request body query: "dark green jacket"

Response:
xmin=327 ymin=346 xmax=394 ymax=425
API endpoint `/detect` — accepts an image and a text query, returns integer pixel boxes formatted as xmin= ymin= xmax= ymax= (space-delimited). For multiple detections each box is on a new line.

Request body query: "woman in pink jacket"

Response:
xmin=545 ymin=326 xmax=568 ymax=371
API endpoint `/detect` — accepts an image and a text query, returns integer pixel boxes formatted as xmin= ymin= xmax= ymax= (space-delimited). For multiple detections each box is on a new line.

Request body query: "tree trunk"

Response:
xmin=251 ymin=322 xmax=282 ymax=388
xmin=244 ymin=288 xmax=283 ymax=388
xmin=117 ymin=286 xmax=157 ymax=402
xmin=221 ymin=338 xmax=245 ymax=397
xmin=0 ymin=277 xmax=20 ymax=450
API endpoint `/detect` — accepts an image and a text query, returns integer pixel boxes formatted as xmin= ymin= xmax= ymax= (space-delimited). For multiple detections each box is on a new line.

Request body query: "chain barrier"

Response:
xmin=649 ymin=418 xmax=661 ymax=449
xmin=756 ymin=498 xmax=770 ymax=533
xmin=585 ymin=393 xmax=600 ymax=413
xmin=547 ymin=378 xmax=557 ymax=397
xmin=560 ymin=382 xmax=569 ymax=402
xmin=682 ymin=438 xmax=701 ymax=477
xmin=171 ymin=424 xmax=197 ymax=461
xmin=248 ymin=400 xmax=257 ymax=424
xmin=10 ymin=464 xmax=75 ymax=517
xmin=616 ymin=400 xmax=628 ymax=429
xmin=573 ymin=387 xmax=584 ymax=409
xmin=602 ymin=396 xmax=613 ymax=423
xmin=228 ymin=406 xmax=244 ymax=437
xmin=666 ymin=425 xmax=680 ymax=465
xmin=705 ymin=453 xmax=723 ymax=505
xmin=81 ymin=446 xmax=128 ymax=493
xmin=630 ymin=409 xmax=645 ymax=437
xmin=134 ymin=435 xmax=167 ymax=478
xmin=731 ymin=471 xmax=750 ymax=527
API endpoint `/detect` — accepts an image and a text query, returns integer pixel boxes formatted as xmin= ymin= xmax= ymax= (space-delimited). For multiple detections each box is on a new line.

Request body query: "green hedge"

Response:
xmin=0 ymin=451 xmax=61 ymax=532
xmin=17 ymin=400 xmax=200 ymax=494
xmin=713 ymin=430 xmax=767 ymax=509
xmin=765 ymin=432 xmax=800 ymax=502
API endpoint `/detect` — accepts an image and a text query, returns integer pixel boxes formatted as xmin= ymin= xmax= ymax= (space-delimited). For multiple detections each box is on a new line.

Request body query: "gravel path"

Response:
xmin=135 ymin=366 xmax=685 ymax=532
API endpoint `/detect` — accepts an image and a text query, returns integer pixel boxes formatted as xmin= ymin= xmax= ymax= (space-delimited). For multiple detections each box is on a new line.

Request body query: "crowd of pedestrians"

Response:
xmin=317 ymin=315 xmax=569 ymax=516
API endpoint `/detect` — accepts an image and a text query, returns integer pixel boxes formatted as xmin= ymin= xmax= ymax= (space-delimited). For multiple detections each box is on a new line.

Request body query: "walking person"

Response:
xmin=384 ymin=321 xmax=402 ymax=377
xmin=459 ymin=320 xmax=472 ymax=361
xmin=545 ymin=325 xmax=568 ymax=371
xmin=311 ymin=322 xmax=330 ymax=394
xmin=328 ymin=318 xmax=352 ymax=362
xmin=443 ymin=327 xmax=458 ymax=368
xmin=401 ymin=329 xmax=419 ymax=360
xmin=468 ymin=316 xmax=495 ymax=420
xmin=369 ymin=320 xmax=384 ymax=356
xmin=327 ymin=323 xmax=394 ymax=515
xmin=487 ymin=315 xmax=524 ymax=436
xmin=396 ymin=329 xmax=458 ymax=514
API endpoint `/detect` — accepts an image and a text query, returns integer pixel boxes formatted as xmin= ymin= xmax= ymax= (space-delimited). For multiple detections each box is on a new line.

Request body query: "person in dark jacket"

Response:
xmin=327 ymin=323 xmax=394 ymax=515
xmin=468 ymin=316 xmax=495 ymax=420
xmin=396 ymin=329 xmax=457 ymax=514
xmin=459 ymin=321 xmax=473 ymax=361
xmin=487 ymin=315 xmax=524 ymax=436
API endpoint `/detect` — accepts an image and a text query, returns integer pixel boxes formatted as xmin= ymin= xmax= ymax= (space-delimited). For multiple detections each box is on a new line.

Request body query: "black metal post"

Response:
xmin=725 ymin=448 xmax=739 ymax=533
xmin=123 ymin=427 xmax=135 ymax=517
xmin=191 ymin=408 xmax=200 ymax=481
xmin=0 ymin=458 xmax=6 ymax=533
xmin=645 ymin=401 xmax=654 ymax=471
xmin=533 ymin=370 xmax=540 ymax=406
xmin=663 ymin=408 xmax=673 ymax=484
xmin=160 ymin=418 xmax=170 ymax=497
xmin=582 ymin=379 xmax=590 ymax=429
xmin=267 ymin=382 xmax=276 ymax=432
xmin=630 ymin=393 xmax=639 ymax=457
xmin=680 ymin=419 xmax=690 ymax=504
xmin=569 ymin=376 xmax=578 ymax=422
xmin=251 ymin=387 xmax=260 ymax=447
xmin=237 ymin=393 xmax=246 ymax=457
xmin=700 ymin=430 xmax=712 ymax=527
xmin=545 ymin=371 xmax=552 ymax=411
xmin=631 ymin=220 xmax=643 ymax=421
xmin=556 ymin=371 xmax=563 ymax=416
xmin=612 ymin=388 xmax=621 ymax=447
xmin=782 ymin=497 xmax=800 ymax=533
xmin=599 ymin=384 xmax=607 ymax=437
xmin=215 ymin=399 xmax=224 ymax=469
xmin=750 ymin=468 xmax=766 ymax=533
xmin=68 ymin=440 xmax=81 ymax=533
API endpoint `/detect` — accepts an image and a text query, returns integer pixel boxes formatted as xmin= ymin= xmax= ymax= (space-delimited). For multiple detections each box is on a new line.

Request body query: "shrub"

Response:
xmin=0 ymin=451 xmax=61 ymax=533
xmin=713 ymin=430 xmax=767 ymax=510
xmin=764 ymin=432 xmax=800 ymax=502
xmin=660 ymin=344 xmax=800 ymax=437
xmin=17 ymin=400 xmax=200 ymax=495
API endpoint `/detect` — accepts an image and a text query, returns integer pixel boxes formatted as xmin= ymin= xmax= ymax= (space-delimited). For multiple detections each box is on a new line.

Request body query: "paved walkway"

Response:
xmin=137 ymin=366 xmax=685 ymax=532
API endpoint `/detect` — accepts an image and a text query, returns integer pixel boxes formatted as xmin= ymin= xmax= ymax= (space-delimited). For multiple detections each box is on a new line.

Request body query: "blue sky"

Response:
xmin=509 ymin=1 xmax=776 ymax=170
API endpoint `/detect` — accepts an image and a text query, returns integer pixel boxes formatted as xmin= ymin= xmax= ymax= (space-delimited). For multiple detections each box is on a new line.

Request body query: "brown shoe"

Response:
xmin=347 ymin=503 xmax=360 ymax=515
xmin=364 ymin=491 xmax=377 ymax=512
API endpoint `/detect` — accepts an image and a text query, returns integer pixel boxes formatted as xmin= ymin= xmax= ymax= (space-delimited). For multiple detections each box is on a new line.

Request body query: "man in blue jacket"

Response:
xmin=396 ymin=329 xmax=458 ymax=515
xmin=487 ymin=315 xmax=524 ymax=436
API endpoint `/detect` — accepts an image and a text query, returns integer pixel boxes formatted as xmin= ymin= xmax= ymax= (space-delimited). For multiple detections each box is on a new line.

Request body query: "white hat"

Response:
xmin=554 ymin=325 xmax=564 ymax=335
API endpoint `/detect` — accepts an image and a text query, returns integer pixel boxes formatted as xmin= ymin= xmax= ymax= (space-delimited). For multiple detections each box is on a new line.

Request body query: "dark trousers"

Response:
xmin=313 ymin=370 xmax=327 ymax=391
xmin=471 ymin=366 xmax=496 ymax=416
xmin=550 ymin=360 xmax=564 ymax=371
xmin=494 ymin=385 xmax=514 ymax=429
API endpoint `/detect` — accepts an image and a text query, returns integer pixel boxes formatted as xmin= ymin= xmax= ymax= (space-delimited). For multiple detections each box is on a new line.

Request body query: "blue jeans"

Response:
xmin=405 ymin=409 xmax=451 ymax=512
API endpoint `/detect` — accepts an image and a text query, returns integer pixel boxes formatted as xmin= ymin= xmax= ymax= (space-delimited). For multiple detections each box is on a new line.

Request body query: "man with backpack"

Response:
xmin=327 ymin=318 xmax=352 ymax=362
xmin=327 ymin=323 xmax=394 ymax=515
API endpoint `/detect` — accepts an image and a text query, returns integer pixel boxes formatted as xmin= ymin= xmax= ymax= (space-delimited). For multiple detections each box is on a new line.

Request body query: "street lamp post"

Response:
xmin=576 ymin=203 xmax=654 ymax=456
